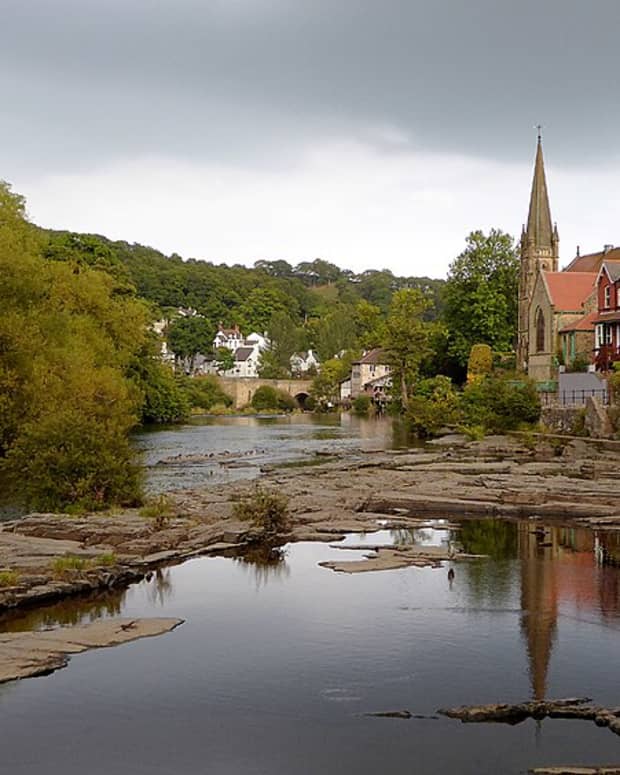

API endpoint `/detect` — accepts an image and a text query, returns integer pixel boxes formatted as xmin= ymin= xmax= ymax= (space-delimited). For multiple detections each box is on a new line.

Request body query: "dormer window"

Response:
xmin=604 ymin=286 xmax=611 ymax=309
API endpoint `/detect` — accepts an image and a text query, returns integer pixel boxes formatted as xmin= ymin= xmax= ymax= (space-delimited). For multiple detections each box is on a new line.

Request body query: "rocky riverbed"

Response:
xmin=2 ymin=432 xmax=620 ymax=615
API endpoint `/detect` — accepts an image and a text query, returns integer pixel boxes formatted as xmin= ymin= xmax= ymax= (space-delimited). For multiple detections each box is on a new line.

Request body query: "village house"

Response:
xmin=350 ymin=348 xmax=391 ymax=397
xmin=290 ymin=349 xmax=320 ymax=376
xmin=209 ymin=326 xmax=270 ymax=378
xmin=593 ymin=259 xmax=620 ymax=371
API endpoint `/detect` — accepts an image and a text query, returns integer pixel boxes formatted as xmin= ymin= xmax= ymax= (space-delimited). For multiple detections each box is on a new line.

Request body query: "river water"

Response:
xmin=1 ymin=416 xmax=619 ymax=774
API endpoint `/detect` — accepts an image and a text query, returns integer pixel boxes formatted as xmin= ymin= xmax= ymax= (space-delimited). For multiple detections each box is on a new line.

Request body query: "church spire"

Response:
xmin=525 ymin=133 xmax=554 ymax=249
xmin=517 ymin=131 xmax=560 ymax=373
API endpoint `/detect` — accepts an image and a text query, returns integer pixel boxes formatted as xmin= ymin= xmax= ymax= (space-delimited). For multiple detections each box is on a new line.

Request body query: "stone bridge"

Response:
xmin=216 ymin=377 xmax=313 ymax=409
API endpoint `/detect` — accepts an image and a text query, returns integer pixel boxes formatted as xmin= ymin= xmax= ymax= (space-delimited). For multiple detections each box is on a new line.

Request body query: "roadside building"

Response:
xmin=350 ymin=349 xmax=391 ymax=397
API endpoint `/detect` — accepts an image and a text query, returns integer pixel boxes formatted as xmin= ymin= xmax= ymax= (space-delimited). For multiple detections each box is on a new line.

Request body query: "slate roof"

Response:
xmin=355 ymin=348 xmax=389 ymax=365
xmin=234 ymin=347 xmax=254 ymax=362
xmin=601 ymin=261 xmax=620 ymax=283
xmin=543 ymin=271 xmax=596 ymax=311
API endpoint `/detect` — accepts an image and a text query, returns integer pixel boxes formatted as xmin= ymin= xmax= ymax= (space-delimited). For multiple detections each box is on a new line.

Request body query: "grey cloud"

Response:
xmin=2 ymin=0 xmax=619 ymax=175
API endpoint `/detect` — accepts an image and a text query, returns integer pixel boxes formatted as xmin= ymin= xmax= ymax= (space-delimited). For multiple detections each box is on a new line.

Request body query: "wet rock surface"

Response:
xmin=0 ymin=617 xmax=183 ymax=683
xmin=2 ymin=433 xmax=620 ymax=614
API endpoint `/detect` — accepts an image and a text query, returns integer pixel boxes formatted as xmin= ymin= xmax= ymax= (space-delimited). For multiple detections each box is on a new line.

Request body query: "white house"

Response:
xmin=214 ymin=324 xmax=244 ymax=352
xmin=290 ymin=349 xmax=320 ymax=375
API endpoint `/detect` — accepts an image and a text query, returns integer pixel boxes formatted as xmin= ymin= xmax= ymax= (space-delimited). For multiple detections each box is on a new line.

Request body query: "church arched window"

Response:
xmin=535 ymin=308 xmax=545 ymax=352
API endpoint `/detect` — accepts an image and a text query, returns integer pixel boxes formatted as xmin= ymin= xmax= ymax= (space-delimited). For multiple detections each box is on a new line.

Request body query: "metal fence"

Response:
xmin=539 ymin=388 xmax=609 ymax=406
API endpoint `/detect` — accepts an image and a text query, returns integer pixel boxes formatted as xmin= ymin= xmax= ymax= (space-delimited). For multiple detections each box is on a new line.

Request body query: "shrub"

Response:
xmin=407 ymin=376 xmax=461 ymax=437
xmin=232 ymin=485 xmax=290 ymax=536
xmin=467 ymin=344 xmax=493 ymax=383
xmin=276 ymin=391 xmax=297 ymax=412
xmin=608 ymin=371 xmax=620 ymax=404
xmin=0 ymin=570 xmax=20 ymax=587
xmin=250 ymin=386 xmax=296 ymax=412
xmin=182 ymin=375 xmax=233 ymax=412
xmin=142 ymin=367 xmax=191 ymax=423
xmin=567 ymin=354 xmax=589 ymax=373
xmin=462 ymin=374 xmax=541 ymax=433
xmin=352 ymin=394 xmax=372 ymax=415
xmin=3 ymin=400 xmax=144 ymax=513
xmin=250 ymin=385 xmax=279 ymax=411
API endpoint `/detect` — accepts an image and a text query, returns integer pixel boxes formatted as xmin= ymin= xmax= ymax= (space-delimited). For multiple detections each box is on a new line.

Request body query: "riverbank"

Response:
xmin=2 ymin=432 xmax=620 ymax=615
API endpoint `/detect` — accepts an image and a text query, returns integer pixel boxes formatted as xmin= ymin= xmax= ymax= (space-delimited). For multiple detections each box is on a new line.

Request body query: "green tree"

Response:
xmin=215 ymin=347 xmax=235 ymax=373
xmin=443 ymin=230 xmax=519 ymax=369
xmin=258 ymin=311 xmax=303 ymax=378
xmin=0 ymin=181 xmax=148 ymax=510
xmin=310 ymin=355 xmax=353 ymax=408
xmin=382 ymin=289 xmax=442 ymax=409
xmin=167 ymin=315 xmax=214 ymax=372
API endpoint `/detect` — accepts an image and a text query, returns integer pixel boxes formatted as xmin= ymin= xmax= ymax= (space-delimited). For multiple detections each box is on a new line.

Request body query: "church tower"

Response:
xmin=517 ymin=132 xmax=559 ymax=370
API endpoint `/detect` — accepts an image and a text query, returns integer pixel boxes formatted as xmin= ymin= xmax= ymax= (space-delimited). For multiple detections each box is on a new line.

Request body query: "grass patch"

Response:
xmin=139 ymin=494 xmax=174 ymax=530
xmin=93 ymin=552 xmax=118 ymax=567
xmin=0 ymin=570 xmax=20 ymax=587
xmin=51 ymin=555 xmax=90 ymax=577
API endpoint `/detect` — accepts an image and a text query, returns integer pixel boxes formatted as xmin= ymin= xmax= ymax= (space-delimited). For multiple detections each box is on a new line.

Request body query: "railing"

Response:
xmin=540 ymin=388 xmax=609 ymax=407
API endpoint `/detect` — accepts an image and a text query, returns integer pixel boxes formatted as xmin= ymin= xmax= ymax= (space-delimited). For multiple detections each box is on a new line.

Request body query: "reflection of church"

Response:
xmin=518 ymin=524 xmax=620 ymax=700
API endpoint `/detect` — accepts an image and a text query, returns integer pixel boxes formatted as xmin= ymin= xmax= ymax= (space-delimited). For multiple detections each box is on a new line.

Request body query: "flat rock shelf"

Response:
xmin=0 ymin=617 xmax=183 ymax=683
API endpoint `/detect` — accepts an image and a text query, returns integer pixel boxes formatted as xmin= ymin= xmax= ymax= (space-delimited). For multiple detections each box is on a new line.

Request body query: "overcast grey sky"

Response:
xmin=2 ymin=0 xmax=619 ymax=277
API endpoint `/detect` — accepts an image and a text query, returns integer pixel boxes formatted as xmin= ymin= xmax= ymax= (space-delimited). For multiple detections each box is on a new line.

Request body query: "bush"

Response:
xmin=232 ymin=485 xmax=290 ymax=536
xmin=250 ymin=386 xmax=296 ymax=412
xmin=407 ymin=376 xmax=461 ymax=437
xmin=182 ymin=375 xmax=233 ymax=412
xmin=3 ymin=399 xmax=143 ymax=513
xmin=352 ymin=394 xmax=372 ymax=415
xmin=462 ymin=374 xmax=541 ymax=433
xmin=567 ymin=354 xmax=589 ymax=373
xmin=139 ymin=364 xmax=191 ymax=423
xmin=0 ymin=570 xmax=20 ymax=587
xmin=467 ymin=344 xmax=493 ymax=383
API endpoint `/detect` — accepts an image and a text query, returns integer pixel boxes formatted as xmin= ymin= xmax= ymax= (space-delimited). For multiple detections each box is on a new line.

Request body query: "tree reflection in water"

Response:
xmin=146 ymin=568 xmax=174 ymax=607
xmin=0 ymin=588 xmax=126 ymax=633
xmin=235 ymin=543 xmax=290 ymax=589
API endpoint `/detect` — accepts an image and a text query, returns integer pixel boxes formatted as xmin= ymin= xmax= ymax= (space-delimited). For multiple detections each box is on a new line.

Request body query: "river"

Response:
xmin=1 ymin=415 xmax=619 ymax=774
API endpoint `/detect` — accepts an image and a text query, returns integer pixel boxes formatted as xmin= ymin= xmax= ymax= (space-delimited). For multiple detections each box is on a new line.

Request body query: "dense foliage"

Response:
xmin=41 ymin=230 xmax=445 ymax=365
xmin=406 ymin=372 xmax=541 ymax=438
xmin=443 ymin=230 xmax=519 ymax=372
xmin=0 ymin=182 xmax=148 ymax=510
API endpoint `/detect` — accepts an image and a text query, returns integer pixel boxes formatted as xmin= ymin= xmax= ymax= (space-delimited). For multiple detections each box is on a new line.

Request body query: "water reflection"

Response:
xmin=233 ymin=543 xmax=290 ymax=589
xmin=0 ymin=588 xmax=127 ymax=633
xmin=146 ymin=568 xmax=175 ymax=607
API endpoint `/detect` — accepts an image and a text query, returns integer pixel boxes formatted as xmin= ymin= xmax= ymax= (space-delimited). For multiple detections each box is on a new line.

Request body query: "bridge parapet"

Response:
xmin=216 ymin=377 xmax=313 ymax=409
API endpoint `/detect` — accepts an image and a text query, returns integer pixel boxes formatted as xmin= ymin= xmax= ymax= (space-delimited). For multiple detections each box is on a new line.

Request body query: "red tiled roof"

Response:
xmin=543 ymin=271 xmax=596 ymax=310
xmin=559 ymin=310 xmax=597 ymax=333
xmin=564 ymin=247 xmax=620 ymax=273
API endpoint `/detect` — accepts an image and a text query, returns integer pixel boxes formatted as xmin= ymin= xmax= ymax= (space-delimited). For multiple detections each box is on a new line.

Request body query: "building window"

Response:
xmin=535 ymin=308 xmax=545 ymax=353
xmin=604 ymin=285 xmax=611 ymax=309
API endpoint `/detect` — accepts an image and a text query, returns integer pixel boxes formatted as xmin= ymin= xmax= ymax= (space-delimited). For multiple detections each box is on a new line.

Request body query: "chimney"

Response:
xmin=576 ymin=245 xmax=580 ymax=257
xmin=604 ymin=244 xmax=614 ymax=254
